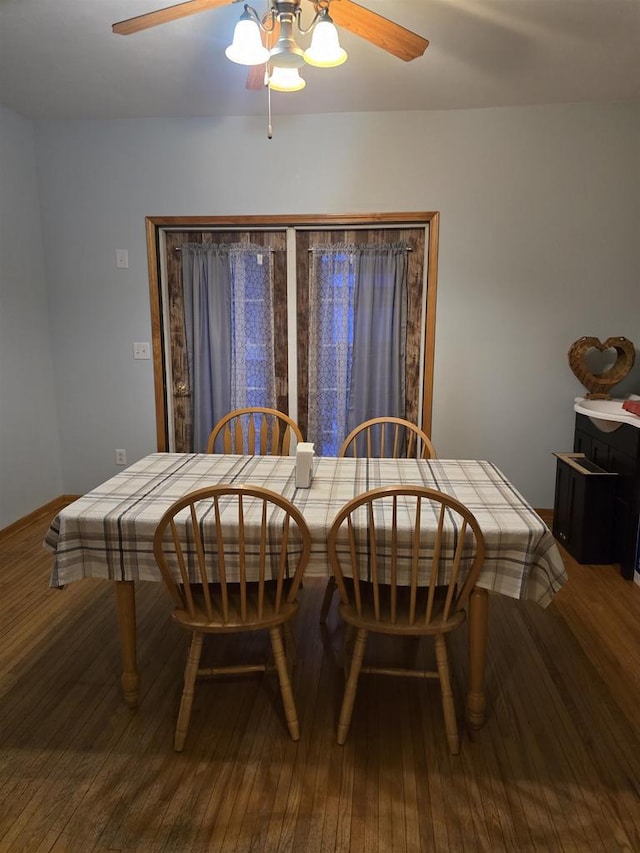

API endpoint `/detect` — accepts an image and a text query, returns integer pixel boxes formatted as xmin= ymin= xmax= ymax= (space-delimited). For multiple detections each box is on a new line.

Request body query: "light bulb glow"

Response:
xmin=303 ymin=20 xmax=347 ymax=68
xmin=225 ymin=18 xmax=269 ymax=66
xmin=268 ymin=66 xmax=306 ymax=92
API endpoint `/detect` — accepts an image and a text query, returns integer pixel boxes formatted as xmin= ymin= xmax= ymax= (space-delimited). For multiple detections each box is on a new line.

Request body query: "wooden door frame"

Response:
xmin=145 ymin=212 xmax=440 ymax=452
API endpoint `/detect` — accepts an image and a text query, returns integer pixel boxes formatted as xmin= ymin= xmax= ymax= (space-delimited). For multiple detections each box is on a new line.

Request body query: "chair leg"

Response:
xmin=319 ymin=577 xmax=337 ymax=624
xmin=434 ymin=634 xmax=460 ymax=755
xmin=337 ymin=627 xmax=367 ymax=745
xmin=342 ymin=624 xmax=355 ymax=678
xmin=269 ymin=626 xmax=300 ymax=741
xmin=282 ymin=621 xmax=297 ymax=667
xmin=174 ymin=631 xmax=204 ymax=752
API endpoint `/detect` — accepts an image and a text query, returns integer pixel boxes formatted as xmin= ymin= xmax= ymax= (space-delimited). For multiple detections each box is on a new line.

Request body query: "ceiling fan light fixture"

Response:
xmin=268 ymin=66 xmax=306 ymax=92
xmin=268 ymin=14 xmax=306 ymax=68
xmin=269 ymin=40 xmax=306 ymax=68
xmin=303 ymin=16 xmax=347 ymax=68
xmin=225 ymin=13 xmax=269 ymax=66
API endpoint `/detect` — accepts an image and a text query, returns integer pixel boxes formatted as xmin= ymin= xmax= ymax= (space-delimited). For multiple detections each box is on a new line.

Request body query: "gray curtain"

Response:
xmin=347 ymin=244 xmax=408 ymax=435
xmin=181 ymin=245 xmax=232 ymax=453
xmin=181 ymin=243 xmax=276 ymax=453
xmin=307 ymin=242 xmax=408 ymax=456
xmin=307 ymin=247 xmax=354 ymax=456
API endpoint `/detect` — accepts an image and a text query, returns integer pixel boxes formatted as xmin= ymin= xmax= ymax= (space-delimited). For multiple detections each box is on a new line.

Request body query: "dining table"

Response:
xmin=44 ymin=452 xmax=568 ymax=728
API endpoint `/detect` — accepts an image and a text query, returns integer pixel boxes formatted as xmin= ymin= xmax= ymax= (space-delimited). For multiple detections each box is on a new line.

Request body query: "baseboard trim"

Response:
xmin=534 ymin=508 xmax=553 ymax=526
xmin=0 ymin=495 xmax=80 ymax=544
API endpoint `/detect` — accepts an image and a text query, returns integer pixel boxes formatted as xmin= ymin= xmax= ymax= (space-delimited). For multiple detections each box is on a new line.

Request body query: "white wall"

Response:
xmin=31 ymin=102 xmax=640 ymax=507
xmin=0 ymin=105 xmax=63 ymax=528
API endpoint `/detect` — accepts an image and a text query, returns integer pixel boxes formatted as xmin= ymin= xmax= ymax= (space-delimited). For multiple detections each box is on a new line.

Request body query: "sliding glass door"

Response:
xmin=145 ymin=213 xmax=439 ymax=454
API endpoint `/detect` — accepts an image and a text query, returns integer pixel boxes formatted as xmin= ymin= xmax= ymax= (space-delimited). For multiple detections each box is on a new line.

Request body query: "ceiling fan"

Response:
xmin=113 ymin=1 xmax=429 ymax=92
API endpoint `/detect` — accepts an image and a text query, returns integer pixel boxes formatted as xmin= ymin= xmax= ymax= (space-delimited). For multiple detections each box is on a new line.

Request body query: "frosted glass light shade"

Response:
xmin=303 ymin=20 xmax=347 ymax=67
xmin=268 ymin=66 xmax=306 ymax=92
xmin=225 ymin=19 xmax=269 ymax=65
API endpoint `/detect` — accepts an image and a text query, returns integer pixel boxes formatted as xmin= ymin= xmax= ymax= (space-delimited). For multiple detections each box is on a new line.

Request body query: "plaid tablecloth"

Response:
xmin=44 ymin=453 xmax=567 ymax=606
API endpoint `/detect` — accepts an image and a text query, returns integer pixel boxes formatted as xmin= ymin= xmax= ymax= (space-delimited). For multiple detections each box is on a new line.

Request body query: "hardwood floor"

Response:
xmin=1 ymin=511 xmax=639 ymax=852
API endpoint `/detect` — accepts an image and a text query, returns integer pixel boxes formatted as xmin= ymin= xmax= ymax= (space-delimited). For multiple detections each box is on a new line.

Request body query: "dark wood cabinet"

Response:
xmin=571 ymin=413 xmax=640 ymax=578
xmin=552 ymin=453 xmax=617 ymax=564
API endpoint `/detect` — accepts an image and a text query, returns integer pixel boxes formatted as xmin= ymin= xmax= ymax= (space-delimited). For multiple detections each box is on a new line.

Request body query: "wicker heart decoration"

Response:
xmin=568 ymin=336 xmax=635 ymax=399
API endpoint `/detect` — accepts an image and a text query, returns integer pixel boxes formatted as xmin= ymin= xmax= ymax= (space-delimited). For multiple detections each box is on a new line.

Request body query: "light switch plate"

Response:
xmin=116 ymin=249 xmax=129 ymax=268
xmin=133 ymin=342 xmax=150 ymax=360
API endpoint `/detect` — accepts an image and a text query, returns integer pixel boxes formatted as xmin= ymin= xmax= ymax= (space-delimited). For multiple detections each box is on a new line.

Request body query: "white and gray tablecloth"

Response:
xmin=45 ymin=454 xmax=567 ymax=606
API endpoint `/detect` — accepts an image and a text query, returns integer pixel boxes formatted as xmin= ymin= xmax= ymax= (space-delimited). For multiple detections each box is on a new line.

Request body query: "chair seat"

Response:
xmin=173 ymin=592 xmax=298 ymax=632
xmin=320 ymin=417 xmax=437 ymax=624
xmin=337 ymin=585 xmax=466 ymax=636
xmin=153 ymin=483 xmax=311 ymax=749
xmin=327 ymin=485 xmax=485 ymax=752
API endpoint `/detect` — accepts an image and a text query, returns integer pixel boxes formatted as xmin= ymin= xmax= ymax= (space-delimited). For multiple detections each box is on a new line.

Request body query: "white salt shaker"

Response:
xmin=295 ymin=442 xmax=315 ymax=488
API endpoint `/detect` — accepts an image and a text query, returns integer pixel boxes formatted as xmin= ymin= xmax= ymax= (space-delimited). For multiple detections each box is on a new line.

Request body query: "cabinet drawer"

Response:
xmin=575 ymin=414 xmax=640 ymax=459
xmin=552 ymin=453 xmax=617 ymax=564
xmin=572 ymin=414 xmax=640 ymax=578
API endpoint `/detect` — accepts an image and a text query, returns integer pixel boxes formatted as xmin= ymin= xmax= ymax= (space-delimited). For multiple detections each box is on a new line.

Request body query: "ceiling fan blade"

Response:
xmin=329 ymin=0 xmax=428 ymax=62
xmin=112 ymin=0 xmax=235 ymax=36
xmin=246 ymin=65 xmax=267 ymax=90
xmin=245 ymin=20 xmax=281 ymax=91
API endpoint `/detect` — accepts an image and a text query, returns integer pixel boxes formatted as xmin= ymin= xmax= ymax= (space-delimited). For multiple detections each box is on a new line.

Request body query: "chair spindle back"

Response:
xmin=339 ymin=416 xmax=436 ymax=461
xmin=328 ymin=486 xmax=484 ymax=630
xmin=154 ymin=484 xmax=311 ymax=627
xmin=207 ymin=407 xmax=303 ymax=456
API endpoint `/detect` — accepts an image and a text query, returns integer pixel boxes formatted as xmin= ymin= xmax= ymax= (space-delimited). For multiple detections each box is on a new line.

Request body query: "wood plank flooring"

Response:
xmin=1 ymin=511 xmax=639 ymax=852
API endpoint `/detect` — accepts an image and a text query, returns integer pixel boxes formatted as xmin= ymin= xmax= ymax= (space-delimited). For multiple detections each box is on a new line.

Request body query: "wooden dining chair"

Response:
xmin=320 ymin=417 xmax=437 ymax=623
xmin=338 ymin=416 xmax=436 ymax=461
xmin=207 ymin=407 xmax=303 ymax=455
xmin=327 ymin=485 xmax=485 ymax=753
xmin=153 ymin=484 xmax=311 ymax=751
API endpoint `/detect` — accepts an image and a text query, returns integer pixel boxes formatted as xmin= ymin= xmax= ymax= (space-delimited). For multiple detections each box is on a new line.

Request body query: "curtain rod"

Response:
xmin=174 ymin=244 xmax=411 ymax=253
xmin=308 ymin=246 xmax=412 ymax=252
xmin=174 ymin=245 xmax=278 ymax=253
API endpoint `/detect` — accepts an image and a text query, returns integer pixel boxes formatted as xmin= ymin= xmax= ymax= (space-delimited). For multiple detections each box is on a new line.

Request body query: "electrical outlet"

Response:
xmin=115 ymin=449 xmax=127 ymax=466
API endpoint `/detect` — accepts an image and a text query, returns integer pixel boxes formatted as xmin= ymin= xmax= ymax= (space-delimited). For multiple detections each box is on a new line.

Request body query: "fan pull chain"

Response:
xmin=266 ymin=67 xmax=273 ymax=139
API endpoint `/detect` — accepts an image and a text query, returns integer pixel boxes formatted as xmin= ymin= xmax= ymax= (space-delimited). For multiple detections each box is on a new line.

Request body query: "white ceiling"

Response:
xmin=0 ymin=0 xmax=638 ymax=121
